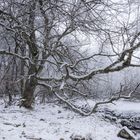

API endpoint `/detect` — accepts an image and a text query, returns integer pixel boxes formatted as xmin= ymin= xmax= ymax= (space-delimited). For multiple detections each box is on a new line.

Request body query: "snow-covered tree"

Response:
xmin=0 ymin=0 xmax=140 ymax=113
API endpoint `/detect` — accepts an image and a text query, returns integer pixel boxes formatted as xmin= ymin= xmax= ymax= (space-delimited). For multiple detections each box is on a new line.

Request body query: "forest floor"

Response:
xmin=0 ymin=99 xmax=139 ymax=140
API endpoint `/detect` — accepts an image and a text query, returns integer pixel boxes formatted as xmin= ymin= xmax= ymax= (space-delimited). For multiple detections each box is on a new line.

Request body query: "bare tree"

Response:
xmin=0 ymin=0 xmax=140 ymax=113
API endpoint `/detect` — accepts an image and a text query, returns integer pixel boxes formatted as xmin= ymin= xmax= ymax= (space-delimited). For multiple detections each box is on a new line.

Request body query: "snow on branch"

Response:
xmin=36 ymin=76 xmax=63 ymax=82
xmin=53 ymin=83 xmax=140 ymax=116
xmin=68 ymin=41 xmax=140 ymax=81
xmin=37 ymin=82 xmax=53 ymax=91
xmin=0 ymin=50 xmax=34 ymax=65
xmin=70 ymin=53 xmax=116 ymax=68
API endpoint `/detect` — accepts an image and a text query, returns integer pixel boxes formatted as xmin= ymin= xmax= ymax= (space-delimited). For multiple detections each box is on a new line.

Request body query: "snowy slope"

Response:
xmin=0 ymin=101 xmax=123 ymax=140
xmin=104 ymin=100 xmax=140 ymax=113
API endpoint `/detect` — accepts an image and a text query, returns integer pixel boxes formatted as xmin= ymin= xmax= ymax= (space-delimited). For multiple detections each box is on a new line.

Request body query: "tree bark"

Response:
xmin=21 ymin=0 xmax=38 ymax=108
xmin=21 ymin=77 xmax=37 ymax=108
xmin=21 ymin=63 xmax=37 ymax=108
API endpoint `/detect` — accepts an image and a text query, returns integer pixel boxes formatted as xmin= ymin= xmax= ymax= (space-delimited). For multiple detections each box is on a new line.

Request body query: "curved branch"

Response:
xmin=69 ymin=41 xmax=140 ymax=81
xmin=53 ymin=83 xmax=140 ymax=116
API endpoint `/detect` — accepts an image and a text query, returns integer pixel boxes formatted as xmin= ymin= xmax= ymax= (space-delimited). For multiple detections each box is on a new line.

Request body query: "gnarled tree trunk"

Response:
xmin=21 ymin=0 xmax=38 ymax=108
xmin=21 ymin=77 xmax=37 ymax=108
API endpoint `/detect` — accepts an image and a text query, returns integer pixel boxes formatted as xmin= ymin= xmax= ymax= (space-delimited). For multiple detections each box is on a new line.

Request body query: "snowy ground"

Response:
xmin=0 ymin=100 xmax=124 ymax=140
xmin=104 ymin=100 xmax=140 ymax=113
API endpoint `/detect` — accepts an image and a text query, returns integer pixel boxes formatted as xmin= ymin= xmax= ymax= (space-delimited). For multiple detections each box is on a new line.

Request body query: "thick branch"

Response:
xmin=52 ymin=83 xmax=140 ymax=116
xmin=69 ymin=41 xmax=140 ymax=81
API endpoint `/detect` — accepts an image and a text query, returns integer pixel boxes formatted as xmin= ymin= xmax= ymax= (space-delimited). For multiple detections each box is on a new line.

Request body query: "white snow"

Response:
xmin=104 ymin=100 xmax=140 ymax=113
xmin=0 ymin=101 xmax=123 ymax=140
xmin=121 ymin=126 xmax=136 ymax=139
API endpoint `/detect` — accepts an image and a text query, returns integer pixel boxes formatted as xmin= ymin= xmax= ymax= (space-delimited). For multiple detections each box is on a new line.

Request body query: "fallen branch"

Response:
xmin=54 ymin=92 xmax=89 ymax=116
xmin=3 ymin=122 xmax=21 ymax=127
xmin=40 ymin=81 xmax=140 ymax=116
xmin=55 ymin=83 xmax=140 ymax=116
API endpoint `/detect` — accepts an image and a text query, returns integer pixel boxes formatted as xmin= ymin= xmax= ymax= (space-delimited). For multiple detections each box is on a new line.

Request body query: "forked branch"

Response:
xmin=51 ymin=83 xmax=140 ymax=116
